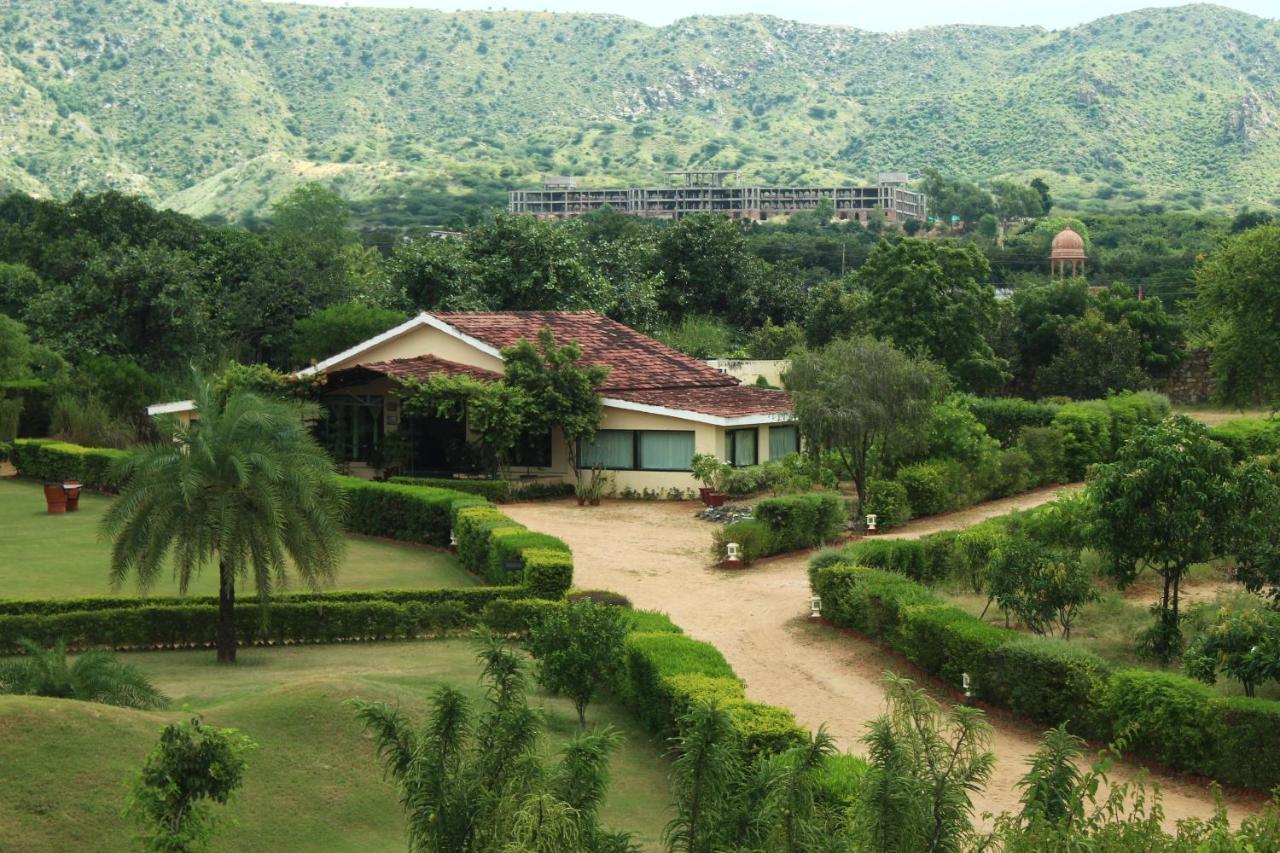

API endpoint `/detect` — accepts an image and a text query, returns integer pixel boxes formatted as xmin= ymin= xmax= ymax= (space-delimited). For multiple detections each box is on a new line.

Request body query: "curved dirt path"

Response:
xmin=506 ymin=486 xmax=1262 ymax=829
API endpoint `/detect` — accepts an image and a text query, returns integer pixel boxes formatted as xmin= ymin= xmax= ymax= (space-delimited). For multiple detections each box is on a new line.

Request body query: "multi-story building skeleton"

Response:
xmin=508 ymin=170 xmax=927 ymax=223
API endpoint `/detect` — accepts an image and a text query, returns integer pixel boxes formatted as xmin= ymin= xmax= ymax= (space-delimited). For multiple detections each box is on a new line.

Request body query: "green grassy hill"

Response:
xmin=0 ymin=1 xmax=1277 ymax=223
xmin=0 ymin=642 xmax=672 ymax=851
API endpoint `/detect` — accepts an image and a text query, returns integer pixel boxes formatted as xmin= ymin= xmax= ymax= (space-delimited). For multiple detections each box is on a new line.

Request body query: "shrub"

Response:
xmin=711 ymin=520 xmax=777 ymax=564
xmin=486 ymin=528 xmax=570 ymax=585
xmin=619 ymin=631 xmax=737 ymax=731
xmin=753 ymin=492 xmax=845 ymax=552
xmin=895 ymin=459 xmax=972 ymax=516
xmin=566 ymin=589 xmax=632 ymax=607
xmin=921 ymin=531 xmax=961 ymax=585
xmin=967 ymin=397 xmax=1060 ymax=446
xmin=1209 ymin=418 xmax=1280 ymax=461
xmin=454 ymin=505 xmax=521 ymax=573
xmin=1106 ymin=669 xmax=1221 ymax=776
xmin=843 ymin=539 xmax=929 ymax=584
xmin=954 ymin=524 xmax=1006 ymax=593
xmin=862 ymin=478 xmax=912 ymax=528
xmin=340 ymin=476 xmax=484 ymax=547
xmin=0 ymin=598 xmax=477 ymax=653
xmin=626 ymin=610 xmax=684 ymax=634
xmin=811 ymin=565 xmax=939 ymax=643
xmin=1103 ymin=391 xmax=1170 ymax=453
xmin=521 ymin=548 xmax=573 ymax=600
xmin=897 ymin=604 xmax=1011 ymax=691
xmin=981 ymin=447 xmax=1034 ymax=498
xmin=10 ymin=439 xmax=130 ymax=491
xmin=1017 ymin=426 xmax=1067 ymax=485
xmin=0 ymin=439 xmax=10 ymax=463
xmin=388 ymin=475 xmax=512 ymax=502
xmin=1051 ymin=401 xmax=1112 ymax=479
xmin=479 ymin=597 xmax=562 ymax=635
xmin=1215 ymin=697 xmax=1280 ymax=789
xmin=509 ymin=481 xmax=575 ymax=501
xmin=985 ymin=638 xmax=1113 ymax=740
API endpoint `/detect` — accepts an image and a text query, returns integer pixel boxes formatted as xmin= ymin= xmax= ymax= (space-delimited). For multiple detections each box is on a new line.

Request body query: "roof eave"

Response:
xmin=602 ymin=396 xmax=793 ymax=427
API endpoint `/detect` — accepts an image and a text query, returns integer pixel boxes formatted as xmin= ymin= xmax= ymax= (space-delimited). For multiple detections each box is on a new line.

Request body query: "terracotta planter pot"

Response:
xmin=698 ymin=487 xmax=714 ymax=502
xmin=63 ymin=480 xmax=83 ymax=512
xmin=43 ymin=482 xmax=67 ymax=514
xmin=705 ymin=491 xmax=728 ymax=508
xmin=589 ymin=497 xmax=601 ymax=506
xmin=576 ymin=495 xmax=587 ymax=506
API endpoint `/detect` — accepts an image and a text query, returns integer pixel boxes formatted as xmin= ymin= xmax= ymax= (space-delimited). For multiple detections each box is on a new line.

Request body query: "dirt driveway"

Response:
xmin=505 ymin=487 xmax=1261 ymax=829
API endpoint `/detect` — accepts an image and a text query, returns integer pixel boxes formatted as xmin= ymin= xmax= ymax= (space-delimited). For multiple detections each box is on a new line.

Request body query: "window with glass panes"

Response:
xmin=768 ymin=425 xmax=799 ymax=460
xmin=578 ymin=429 xmax=695 ymax=471
xmin=726 ymin=428 xmax=758 ymax=467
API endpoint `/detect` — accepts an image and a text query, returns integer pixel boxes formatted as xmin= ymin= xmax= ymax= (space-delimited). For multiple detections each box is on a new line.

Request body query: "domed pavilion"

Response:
xmin=1050 ymin=227 xmax=1087 ymax=278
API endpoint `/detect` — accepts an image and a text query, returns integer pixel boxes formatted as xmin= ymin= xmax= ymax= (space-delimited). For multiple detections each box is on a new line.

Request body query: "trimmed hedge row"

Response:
xmin=389 ymin=475 xmax=512 ymax=503
xmin=0 ymin=599 xmax=477 ymax=653
xmin=753 ymin=492 xmax=845 ymax=553
xmin=617 ymin=630 xmax=807 ymax=758
xmin=967 ymin=397 xmax=1060 ymax=446
xmin=1209 ymin=418 xmax=1280 ymax=462
xmin=339 ymin=476 xmax=486 ymax=547
xmin=10 ymin=439 xmax=131 ymax=491
xmin=811 ymin=562 xmax=1280 ymax=790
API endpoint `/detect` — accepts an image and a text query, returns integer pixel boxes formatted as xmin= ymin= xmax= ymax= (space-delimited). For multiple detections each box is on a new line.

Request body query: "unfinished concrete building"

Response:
xmin=508 ymin=171 xmax=928 ymax=223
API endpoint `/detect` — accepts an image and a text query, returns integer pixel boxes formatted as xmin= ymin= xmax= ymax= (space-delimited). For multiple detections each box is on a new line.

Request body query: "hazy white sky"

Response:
xmin=271 ymin=0 xmax=1278 ymax=31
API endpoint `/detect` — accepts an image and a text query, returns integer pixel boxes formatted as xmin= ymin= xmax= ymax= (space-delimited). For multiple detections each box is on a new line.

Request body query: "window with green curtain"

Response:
xmin=579 ymin=430 xmax=635 ymax=469
xmin=769 ymin=425 xmax=799 ymax=460
xmin=639 ymin=430 xmax=695 ymax=471
xmin=728 ymin=428 xmax=757 ymax=467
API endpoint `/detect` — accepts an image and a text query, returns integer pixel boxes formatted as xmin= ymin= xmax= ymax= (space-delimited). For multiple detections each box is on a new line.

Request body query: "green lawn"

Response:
xmin=0 ymin=639 xmax=672 ymax=852
xmin=0 ymin=478 xmax=475 ymax=599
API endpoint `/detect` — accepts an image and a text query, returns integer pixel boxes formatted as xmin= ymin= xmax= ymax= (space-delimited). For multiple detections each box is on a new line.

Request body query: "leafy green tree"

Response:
xmin=1087 ymin=416 xmax=1238 ymax=661
xmin=1029 ymin=178 xmax=1053 ymax=214
xmin=747 ymin=320 xmax=806 ymax=359
xmin=268 ymin=183 xmax=357 ymax=247
xmin=804 ymin=278 xmax=870 ymax=348
xmin=0 ymin=261 xmax=42 ymax=319
xmin=855 ymin=238 xmax=1008 ymax=393
xmin=787 ymin=336 xmax=948 ymax=512
xmin=354 ymin=633 xmax=628 ymax=852
xmin=920 ymin=168 xmax=995 ymax=226
xmin=502 ymin=328 xmax=608 ymax=487
xmin=0 ymin=312 xmax=33 ymax=380
xmin=985 ymin=535 xmax=1096 ymax=637
xmin=398 ymin=374 xmax=530 ymax=477
xmin=1034 ymin=309 xmax=1147 ymax=398
xmin=754 ymin=726 xmax=841 ymax=852
xmin=655 ymin=315 xmax=737 ymax=359
xmin=1185 ymin=605 xmax=1280 ymax=697
xmin=385 ymin=234 xmax=477 ymax=310
xmin=0 ymin=637 xmax=167 ymax=709
xmin=1194 ymin=224 xmax=1280 ymax=406
xmin=289 ymin=301 xmax=407 ymax=367
xmin=664 ymin=702 xmax=744 ymax=853
xmin=468 ymin=213 xmax=607 ymax=311
xmin=852 ymin=673 xmax=993 ymax=853
xmin=656 ymin=213 xmax=771 ymax=326
xmin=528 ymin=600 xmax=628 ymax=725
xmin=126 ymin=716 xmax=255 ymax=853
xmin=102 ymin=378 xmax=346 ymax=663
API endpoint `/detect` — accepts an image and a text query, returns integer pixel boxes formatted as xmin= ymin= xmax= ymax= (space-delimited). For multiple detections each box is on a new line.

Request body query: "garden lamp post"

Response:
xmin=809 ymin=595 xmax=822 ymax=619
xmin=865 ymin=514 xmax=878 ymax=533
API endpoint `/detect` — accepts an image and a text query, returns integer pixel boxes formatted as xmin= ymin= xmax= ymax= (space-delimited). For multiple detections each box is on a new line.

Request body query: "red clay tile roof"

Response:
xmin=431 ymin=311 xmax=738 ymax=392
xmin=335 ymin=355 xmax=501 ymax=383
xmin=608 ymin=385 xmax=793 ymax=419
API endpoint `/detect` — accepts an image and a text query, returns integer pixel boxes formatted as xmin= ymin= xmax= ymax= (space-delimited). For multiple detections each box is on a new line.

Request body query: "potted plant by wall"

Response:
xmin=693 ymin=453 xmax=730 ymax=506
xmin=585 ymin=465 xmax=611 ymax=506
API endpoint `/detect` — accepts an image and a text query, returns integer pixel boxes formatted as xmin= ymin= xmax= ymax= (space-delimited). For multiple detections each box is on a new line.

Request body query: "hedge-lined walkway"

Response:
xmin=505 ymin=488 xmax=1261 ymax=830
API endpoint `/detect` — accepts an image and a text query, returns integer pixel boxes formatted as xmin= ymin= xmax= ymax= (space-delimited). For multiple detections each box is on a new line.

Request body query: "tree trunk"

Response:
xmin=217 ymin=560 xmax=237 ymax=664
xmin=576 ymin=699 xmax=587 ymax=728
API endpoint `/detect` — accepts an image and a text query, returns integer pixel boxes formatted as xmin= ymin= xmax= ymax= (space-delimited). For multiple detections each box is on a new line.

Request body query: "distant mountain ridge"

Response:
xmin=0 ymin=1 xmax=1277 ymax=222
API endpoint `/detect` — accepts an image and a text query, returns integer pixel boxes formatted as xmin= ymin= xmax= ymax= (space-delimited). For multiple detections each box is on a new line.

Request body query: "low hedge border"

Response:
xmin=10 ymin=439 xmax=131 ymax=492
xmin=617 ymin=629 xmax=807 ymax=758
xmin=811 ymin=561 xmax=1280 ymax=791
xmin=388 ymin=475 xmax=512 ymax=503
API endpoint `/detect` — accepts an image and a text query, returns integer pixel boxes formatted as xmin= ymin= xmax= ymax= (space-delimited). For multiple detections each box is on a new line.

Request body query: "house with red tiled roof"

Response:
xmin=151 ymin=311 xmax=797 ymax=494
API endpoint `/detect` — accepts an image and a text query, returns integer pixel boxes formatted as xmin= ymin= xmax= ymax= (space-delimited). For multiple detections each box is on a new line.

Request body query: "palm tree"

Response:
xmin=101 ymin=378 xmax=346 ymax=663
xmin=0 ymin=637 xmax=167 ymax=709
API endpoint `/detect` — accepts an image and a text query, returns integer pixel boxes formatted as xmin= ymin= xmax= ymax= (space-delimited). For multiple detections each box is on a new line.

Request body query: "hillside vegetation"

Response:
xmin=0 ymin=1 xmax=1278 ymax=223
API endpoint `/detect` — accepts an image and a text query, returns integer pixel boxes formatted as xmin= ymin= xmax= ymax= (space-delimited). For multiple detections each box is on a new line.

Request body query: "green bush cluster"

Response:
xmin=966 ymin=397 xmax=1060 ymax=446
xmin=1050 ymin=392 xmax=1169 ymax=479
xmin=450 ymin=504 xmax=572 ymax=593
xmin=718 ymin=455 xmax=835 ymax=498
xmin=1209 ymin=418 xmax=1280 ymax=461
xmin=388 ymin=475 xmax=512 ymax=502
xmin=338 ymin=476 xmax=485 ymax=547
xmin=711 ymin=520 xmax=777 ymax=565
xmin=811 ymin=562 xmax=1280 ymax=790
xmin=617 ymin=630 xmax=806 ymax=758
xmin=862 ymin=479 xmax=912 ymax=528
xmin=0 ymin=598 xmax=475 ymax=654
xmin=753 ymin=492 xmax=845 ymax=552
xmin=895 ymin=459 xmax=971 ymax=516
xmin=487 ymin=530 xmax=571 ymax=585
xmin=841 ymin=540 xmax=929 ymax=584
xmin=478 ymin=597 xmax=562 ymax=635
xmin=10 ymin=438 xmax=130 ymax=491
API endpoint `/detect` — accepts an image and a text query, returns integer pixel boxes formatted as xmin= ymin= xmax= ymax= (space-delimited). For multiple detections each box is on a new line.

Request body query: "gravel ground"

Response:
xmin=505 ymin=486 xmax=1263 ymax=830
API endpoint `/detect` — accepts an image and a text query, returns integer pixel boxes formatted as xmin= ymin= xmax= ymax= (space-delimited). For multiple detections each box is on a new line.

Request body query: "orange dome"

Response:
xmin=1050 ymin=227 xmax=1087 ymax=259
